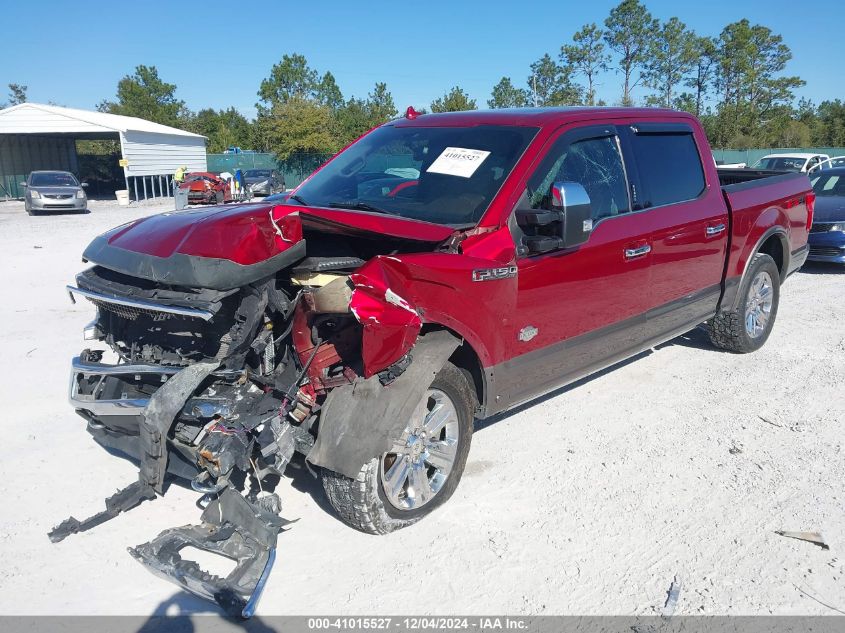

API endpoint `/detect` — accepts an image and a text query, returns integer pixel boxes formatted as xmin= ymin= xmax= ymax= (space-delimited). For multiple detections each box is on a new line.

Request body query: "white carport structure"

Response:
xmin=0 ymin=103 xmax=206 ymax=200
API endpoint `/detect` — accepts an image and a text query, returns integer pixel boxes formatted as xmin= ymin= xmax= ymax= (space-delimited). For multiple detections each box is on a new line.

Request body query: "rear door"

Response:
xmin=498 ymin=124 xmax=657 ymax=407
xmin=622 ymin=123 xmax=729 ymax=337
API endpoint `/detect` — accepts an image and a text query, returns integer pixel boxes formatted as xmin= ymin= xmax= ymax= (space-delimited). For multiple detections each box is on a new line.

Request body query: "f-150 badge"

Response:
xmin=472 ymin=266 xmax=517 ymax=282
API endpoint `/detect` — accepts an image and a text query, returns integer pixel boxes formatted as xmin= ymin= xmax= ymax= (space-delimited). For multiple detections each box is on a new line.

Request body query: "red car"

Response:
xmin=179 ymin=171 xmax=232 ymax=204
xmin=60 ymin=107 xmax=812 ymax=616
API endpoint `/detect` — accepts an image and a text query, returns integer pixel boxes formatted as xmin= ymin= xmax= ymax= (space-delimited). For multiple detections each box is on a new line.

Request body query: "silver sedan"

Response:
xmin=22 ymin=171 xmax=88 ymax=215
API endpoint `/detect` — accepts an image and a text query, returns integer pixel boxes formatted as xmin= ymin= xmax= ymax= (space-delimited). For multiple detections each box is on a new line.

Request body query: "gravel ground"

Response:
xmin=0 ymin=199 xmax=842 ymax=617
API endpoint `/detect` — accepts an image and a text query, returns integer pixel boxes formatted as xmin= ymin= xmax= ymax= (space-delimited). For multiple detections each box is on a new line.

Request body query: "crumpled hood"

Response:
xmin=813 ymin=196 xmax=845 ymax=223
xmin=81 ymin=203 xmax=455 ymax=290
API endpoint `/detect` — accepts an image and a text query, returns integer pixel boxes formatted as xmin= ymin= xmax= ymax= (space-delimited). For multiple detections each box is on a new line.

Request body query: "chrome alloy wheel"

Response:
xmin=379 ymin=389 xmax=460 ymax=511
xmin=745 ymin=270 xmax=774 ymax=338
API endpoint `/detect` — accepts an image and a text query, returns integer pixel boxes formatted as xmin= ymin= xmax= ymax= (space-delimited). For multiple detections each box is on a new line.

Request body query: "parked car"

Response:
xmin=808 ymin=156 xmax=845 ymax=173
xmin=714 ymin=156 xmax=746 ymax=168
xmin=21 ymin=170 xmax=87 ymax=215
xmin=244 ymin=169 xmax=285 ymax=196
xmin=57 ymin=107 xmax=813 ymax=617
xmin=807 ymin=166 xmax=845 ymax=263
xmin=179 ymin=172 xmax=232 ymax=204
xmin=263 ymin=190 xmax=291 ymax=202
xmin=751 ymin=152 xmax=830 ymax=172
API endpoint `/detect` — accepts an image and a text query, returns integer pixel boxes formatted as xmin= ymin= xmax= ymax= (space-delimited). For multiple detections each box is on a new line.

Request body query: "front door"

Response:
xmin=497 ymin=123 xmax=657 ymax=409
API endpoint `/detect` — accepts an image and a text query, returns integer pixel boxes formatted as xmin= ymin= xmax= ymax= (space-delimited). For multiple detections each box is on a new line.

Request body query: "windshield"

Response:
xmin=811 ymin=173 xmax=845 ymax=197
xmin=752 ymin=157 xmax=806 ymax=171
xmin=245 ymin=170 xmax=272 ymax=178
xmin=818 ymin=157 xmax=845 ymax=171
xmin=30 ymin=172 xmax=79 ymax=187
xmin=185 ymin=174 xmax=216 ymax=183
xmin=290 ymin=124 xmax=539 ymax=225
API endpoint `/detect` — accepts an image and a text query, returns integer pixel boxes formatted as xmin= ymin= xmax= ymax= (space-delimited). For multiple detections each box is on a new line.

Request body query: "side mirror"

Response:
xmin=550 ymin=181 xmax=593 ymax=249
xmin=20 ymin=182 xmax=27 ymax=187
xmin=515 ymin=182 xmax=593 ymax=255
xmin=81 ymin=182 xmax=89 ymax=188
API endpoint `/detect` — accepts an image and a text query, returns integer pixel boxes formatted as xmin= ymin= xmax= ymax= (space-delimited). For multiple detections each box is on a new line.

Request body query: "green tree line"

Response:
xmin=485 ymin=0 xmax=844 ymax=147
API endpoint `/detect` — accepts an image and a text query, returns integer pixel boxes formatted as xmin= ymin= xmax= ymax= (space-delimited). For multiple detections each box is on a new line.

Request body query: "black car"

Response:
xmin=808 ymin=167 xmax=845 ymax=263
xmin=243 ymin=169 xmax=284 ymax=196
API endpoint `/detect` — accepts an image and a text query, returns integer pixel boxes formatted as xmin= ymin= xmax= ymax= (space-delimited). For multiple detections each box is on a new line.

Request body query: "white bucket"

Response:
xmin=115 ymin=190 xmax=130 ymax=206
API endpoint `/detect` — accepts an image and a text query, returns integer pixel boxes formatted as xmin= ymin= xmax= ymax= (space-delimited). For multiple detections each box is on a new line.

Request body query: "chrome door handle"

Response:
xmin=624 ymin=245 xmax=651 ymax=259
xmin=706 ymin=223 xmax=726 ymax=236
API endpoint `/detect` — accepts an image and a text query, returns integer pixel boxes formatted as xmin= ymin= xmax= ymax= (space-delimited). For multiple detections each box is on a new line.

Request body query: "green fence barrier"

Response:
xmin=207 ymin=153 xmax=332 ymax=189
xmin=207 ymin=147 xmax=845 ymax=193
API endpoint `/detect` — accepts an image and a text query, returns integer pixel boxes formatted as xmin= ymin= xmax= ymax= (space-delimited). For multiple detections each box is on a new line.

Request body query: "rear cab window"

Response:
xmin=627 ymin=124 xmax=706 ymax=208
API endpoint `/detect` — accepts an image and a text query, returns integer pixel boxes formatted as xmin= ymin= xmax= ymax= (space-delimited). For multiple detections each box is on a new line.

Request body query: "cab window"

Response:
xmin=630 ymin=130 xmax=705 ymax=207
xmin=526 ymin=134 xmax=630 ymax=221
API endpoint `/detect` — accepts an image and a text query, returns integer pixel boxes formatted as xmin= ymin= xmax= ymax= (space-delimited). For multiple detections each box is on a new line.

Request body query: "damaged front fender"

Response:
xmin=348 ymin=258 xmax=423 ymax=378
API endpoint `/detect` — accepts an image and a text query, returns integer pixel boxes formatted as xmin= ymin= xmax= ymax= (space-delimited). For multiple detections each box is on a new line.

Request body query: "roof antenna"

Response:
xmin=405 ymin=106 xmax=421 ymax=120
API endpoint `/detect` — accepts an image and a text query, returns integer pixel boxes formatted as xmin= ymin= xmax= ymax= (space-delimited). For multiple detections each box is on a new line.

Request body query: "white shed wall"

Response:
xmin=121 ymin=131 xmax=207 ymax=177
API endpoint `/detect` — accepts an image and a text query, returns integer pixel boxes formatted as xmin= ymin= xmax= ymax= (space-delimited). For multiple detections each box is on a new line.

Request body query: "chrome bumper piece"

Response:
xmin=66 ymin=285 xmax=215 ymax=321
xmin=69 ymin=356 xmax=242 ymax=416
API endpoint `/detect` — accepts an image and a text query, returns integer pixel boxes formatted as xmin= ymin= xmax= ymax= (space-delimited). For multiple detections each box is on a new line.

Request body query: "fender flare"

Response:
xmin=726 ymin=225 xmax=789 ymax=311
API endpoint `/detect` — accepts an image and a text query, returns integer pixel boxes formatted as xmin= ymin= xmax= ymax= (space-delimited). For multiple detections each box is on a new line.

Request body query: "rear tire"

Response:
xmin=706 ymin=253 xmax=780 ymax=353
xmin=321 ymin=362 xmax=474 ymax=535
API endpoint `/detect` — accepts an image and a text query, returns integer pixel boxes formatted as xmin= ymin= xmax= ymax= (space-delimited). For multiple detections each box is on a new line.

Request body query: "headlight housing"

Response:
xmin=830 ymin=222 xmax=845 ymax=232
xmin=76 ymin=189 xmax=86 ymax=199
xmin=30 ymin=190 xmax=41 ymax=199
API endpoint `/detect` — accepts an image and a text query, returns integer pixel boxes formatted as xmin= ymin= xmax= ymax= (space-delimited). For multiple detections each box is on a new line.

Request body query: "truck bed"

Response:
xmin=717 ymin=169 xmax=812 ymax=309
xmin=717 ymin=167 xmax=790 ymax=187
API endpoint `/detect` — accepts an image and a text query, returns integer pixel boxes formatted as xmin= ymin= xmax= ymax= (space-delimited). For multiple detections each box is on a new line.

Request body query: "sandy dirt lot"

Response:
xmin=0 ymin=199 xmax=842 ymax=617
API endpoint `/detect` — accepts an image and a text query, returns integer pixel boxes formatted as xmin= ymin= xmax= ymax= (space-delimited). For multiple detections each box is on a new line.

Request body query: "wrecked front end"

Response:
xmin=52 ymin=203 xmax=457 ymax=617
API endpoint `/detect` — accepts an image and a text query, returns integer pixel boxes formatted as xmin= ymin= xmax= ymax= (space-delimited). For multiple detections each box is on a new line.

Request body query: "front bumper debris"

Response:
xmin=68 ymin=354 xmax=241 ymax=417
xmin=129 ymin=487 xmax=291 ymax=618
xmin=51 ymin=358 xmax=292 ymax=618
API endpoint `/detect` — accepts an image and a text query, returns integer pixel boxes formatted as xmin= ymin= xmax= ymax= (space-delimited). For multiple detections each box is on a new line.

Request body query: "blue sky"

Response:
xmin=3 ymin=0 xmax=842 ymax=118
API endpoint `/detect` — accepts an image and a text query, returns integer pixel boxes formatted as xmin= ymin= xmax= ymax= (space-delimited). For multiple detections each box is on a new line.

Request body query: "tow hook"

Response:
xmin=128 ymin=486 xmax=292 ymax=618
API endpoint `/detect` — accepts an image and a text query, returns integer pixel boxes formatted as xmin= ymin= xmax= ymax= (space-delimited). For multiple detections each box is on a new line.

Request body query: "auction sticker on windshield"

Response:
xmin=427 ymin=147 xmax=491 ymax=178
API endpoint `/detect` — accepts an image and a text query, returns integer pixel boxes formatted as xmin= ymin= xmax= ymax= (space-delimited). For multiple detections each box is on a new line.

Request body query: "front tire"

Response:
xmin=706 ymin=253 xmax=780 ymax=353
xmin=321 ymin=362 xmax=474 ymax=535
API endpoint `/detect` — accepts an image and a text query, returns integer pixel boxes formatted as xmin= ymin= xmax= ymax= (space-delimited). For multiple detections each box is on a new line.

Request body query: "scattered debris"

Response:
xmin=729 ymin=445 xmax=743 ymax=455
xmin=793 ymin=583 xmax=845 ymax=615
xmin=776 ymin=531 xmax=830 ymax=550
xmin=661 ymin=575 xmax=682 ymax=617
xmin=757 ymin=415 xmax=783 ymax=428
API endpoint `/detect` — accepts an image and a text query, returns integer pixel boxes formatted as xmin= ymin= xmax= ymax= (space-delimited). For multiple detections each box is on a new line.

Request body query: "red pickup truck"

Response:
xmin=57 ymin=107 xmax=813 ymax=615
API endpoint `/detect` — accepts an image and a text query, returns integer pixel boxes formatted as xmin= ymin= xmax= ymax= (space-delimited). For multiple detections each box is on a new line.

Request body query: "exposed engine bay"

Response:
xmin=51 ymin=202 xmax=467 ymax=617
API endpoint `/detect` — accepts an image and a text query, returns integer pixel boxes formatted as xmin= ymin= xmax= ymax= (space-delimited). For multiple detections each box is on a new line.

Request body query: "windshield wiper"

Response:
xmin=288 ymin=194 xmax=309 ymax=206
xmin=327 ymin=201 xmax=393 ymax=215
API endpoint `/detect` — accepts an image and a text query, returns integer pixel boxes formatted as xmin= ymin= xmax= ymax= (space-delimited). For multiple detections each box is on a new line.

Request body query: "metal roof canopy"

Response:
xmin=0 ymin=103 xmax=207 ymax=199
